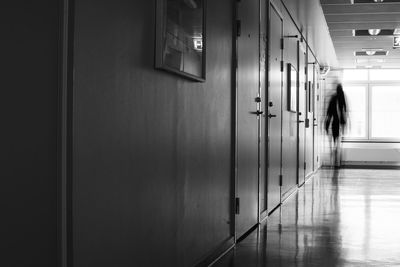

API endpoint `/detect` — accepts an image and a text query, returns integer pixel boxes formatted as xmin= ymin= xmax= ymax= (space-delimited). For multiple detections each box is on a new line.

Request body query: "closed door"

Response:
xmin=305 ymin=56 xmax=314 ymax=177
xmin=298 ymin=42 xmax=306 ymax=186
xmin=236 ymin=0 xmax=260 ymax=238
xmin=313 ymin=68 xmax=320 ymax=170
xmin=267 ymin=4 xmax=283 ymax=214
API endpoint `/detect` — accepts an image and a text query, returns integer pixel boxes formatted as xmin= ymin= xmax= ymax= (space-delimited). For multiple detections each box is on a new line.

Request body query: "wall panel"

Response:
xmin=1 ymin=2 xmax=60 ymax=266
xmin=72 ymin=0 xmax=233 ymax=266
xmin=281 ymin=0 xmax=338 ymax=68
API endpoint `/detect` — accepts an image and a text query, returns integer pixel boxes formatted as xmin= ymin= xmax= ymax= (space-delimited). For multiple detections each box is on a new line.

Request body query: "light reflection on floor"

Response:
xmin=214 ymin=168 xmax=400 ymax=267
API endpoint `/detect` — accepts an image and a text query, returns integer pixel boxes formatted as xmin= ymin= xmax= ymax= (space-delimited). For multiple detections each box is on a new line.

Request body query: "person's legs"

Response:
xmin=336 ymin=135 xmax=342 ymax=167
xmin=333 ymin=136 xmax=339 ymax=167
xmin=332 ymin=122 xmax=340 ymax=167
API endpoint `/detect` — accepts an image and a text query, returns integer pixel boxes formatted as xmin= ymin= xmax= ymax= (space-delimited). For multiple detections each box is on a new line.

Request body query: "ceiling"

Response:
xmin=320 ymin=0 xmax=400 ymax=69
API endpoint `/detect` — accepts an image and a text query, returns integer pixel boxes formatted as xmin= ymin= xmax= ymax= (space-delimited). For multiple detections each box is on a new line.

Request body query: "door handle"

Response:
xmin=313 ymin=124 xmax=318 ymax=127
xmin=298 ymin=120 xmax=305 ymax=123
xmin=268 ymin=114 xmax=277 ymax=118
xmin=251 ymin=110 xmax=264 ymax=115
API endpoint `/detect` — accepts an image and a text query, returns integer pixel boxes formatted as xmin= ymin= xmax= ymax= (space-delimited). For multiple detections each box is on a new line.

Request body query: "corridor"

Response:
xmin=214 ymin=169 xmax=400 ymax=267
xmin=6 ymin=0 xmax=400 ymax=266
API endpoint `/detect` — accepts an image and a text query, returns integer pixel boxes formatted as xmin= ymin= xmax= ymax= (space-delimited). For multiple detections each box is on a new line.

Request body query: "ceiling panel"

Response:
xmin=320 ymin=0 xmax=400 ymax=68
xmin=321 ymin=0 xmax=353 ymax=4
xmin=332 ymin=36 xmax=394 ymax=42
xmin=329 ymin=29 xmax=354 ymax=36
xmin=325 ymin=14 xmax=400 ymax=23
xmin=328 ymin=22 xmax=400 ymax=30
xmin=322 ymin=3 xmax=400 ymax=14
xmin=333 ymin=41 xmax=395 ymax=48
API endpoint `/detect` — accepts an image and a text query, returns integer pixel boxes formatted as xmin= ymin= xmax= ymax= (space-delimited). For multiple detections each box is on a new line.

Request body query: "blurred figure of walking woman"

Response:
xmin=325 ymin=83 xmax=347 ymax=167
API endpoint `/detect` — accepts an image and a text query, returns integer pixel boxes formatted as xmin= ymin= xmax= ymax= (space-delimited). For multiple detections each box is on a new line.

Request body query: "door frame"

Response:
xmin=59 ymin=0 xmax=74 ymax=266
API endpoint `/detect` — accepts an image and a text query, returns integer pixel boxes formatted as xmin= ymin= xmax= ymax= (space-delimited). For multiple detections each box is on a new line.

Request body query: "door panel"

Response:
xmin=281 ymin=27 xmax=299 ymax=200
xmin=313 ymin=66 xmax=320 ymax=171
xmin=297 ymin=42 xmax=306 ymax=186
xmin=305 ymin=53 xmax=314 ymax=178
xmin=236 ymin=0 xmax=260 ymax=238
xmin=267 ymin=5 xmax=282 ymax=213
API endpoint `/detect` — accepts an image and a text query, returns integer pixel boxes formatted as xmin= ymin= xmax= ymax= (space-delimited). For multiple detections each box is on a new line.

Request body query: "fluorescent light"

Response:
xmin=356 ymin=58 xmax=385 ymax=63
xmin=374 ymin=0 xmax=384 ymax=2
xmin=368 ymin=29 xmax=381 ymax=35
xmin=394 ymin=28 xmax=400 ymax=35
xmin=366 ymin=50 xmax=376 ymax=56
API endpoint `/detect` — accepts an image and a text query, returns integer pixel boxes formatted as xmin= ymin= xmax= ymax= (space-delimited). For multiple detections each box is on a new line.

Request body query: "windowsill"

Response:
xmin=342 ymin=139 xmax=400 ymax=144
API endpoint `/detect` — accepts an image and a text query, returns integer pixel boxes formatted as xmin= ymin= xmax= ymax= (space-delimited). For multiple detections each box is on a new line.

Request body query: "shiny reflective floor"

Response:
xmin=214 ymin=168 xmax=400 ymax=267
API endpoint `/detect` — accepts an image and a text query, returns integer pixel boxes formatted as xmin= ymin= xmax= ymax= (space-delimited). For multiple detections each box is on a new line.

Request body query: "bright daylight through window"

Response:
xmin=343 ymin=69 xmax=400 ymax=140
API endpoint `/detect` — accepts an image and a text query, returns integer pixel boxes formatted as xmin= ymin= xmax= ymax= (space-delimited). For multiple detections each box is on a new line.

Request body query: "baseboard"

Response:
xmin=236 ymin=223 xmax=259 ymax=243
xmin=195 ymin=237 xmax=235 ymax=267
xmin=341 ymin=163 xmax=400 ymax=169
xmin=342 ymin=161 xmax=400 ymax=167
xmin=322 ymin=162 xmax=400 ymax=169
xmin=281 ymin=186 xmax=297 ymax=203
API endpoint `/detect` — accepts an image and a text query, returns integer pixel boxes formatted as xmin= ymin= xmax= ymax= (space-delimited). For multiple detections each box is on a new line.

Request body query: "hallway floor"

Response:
xmin=214 ymin=168 xmax=400 ymax=267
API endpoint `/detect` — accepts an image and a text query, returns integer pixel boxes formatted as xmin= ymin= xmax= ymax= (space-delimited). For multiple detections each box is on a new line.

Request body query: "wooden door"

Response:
xmin=297 ymin=42 xmax=306 ymax=186
xmin=267 ymin=4 xmax=283 ymax=214
xmin=305 ymin=52 xmax=315 ymax=178
xmin=236 ymin=0 xmax=260 ymax=238
xmin=313 ymin=66 xmax=321 ymax=171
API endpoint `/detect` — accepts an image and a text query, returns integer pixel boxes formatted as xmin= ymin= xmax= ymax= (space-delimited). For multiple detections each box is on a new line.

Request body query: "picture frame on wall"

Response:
xmin=287 ymin=63 xmax=297 ymax=112
xmin=155 ymin=0 xmax=206 ymax=82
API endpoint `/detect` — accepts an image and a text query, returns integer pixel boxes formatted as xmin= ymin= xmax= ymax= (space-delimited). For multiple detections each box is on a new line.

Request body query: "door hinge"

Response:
xmin=280 ymin=61 xmax=284 ymax=72
xmin=236 ymin=20 xmax=241 ymax=37
xmin=304 ymin=162 xmax=306 ymax=170
xmin=235 ymin=197 xmax=240 ymax=214
xmin=279 ymin=174 xmax=283 ymax=186
xmin=280 ymin=38 xmax=284 ymax=50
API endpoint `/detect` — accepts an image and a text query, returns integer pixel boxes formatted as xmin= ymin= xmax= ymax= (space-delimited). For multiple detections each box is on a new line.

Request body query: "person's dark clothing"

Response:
xmin=325 ymin=91 xmax=347 ymax=142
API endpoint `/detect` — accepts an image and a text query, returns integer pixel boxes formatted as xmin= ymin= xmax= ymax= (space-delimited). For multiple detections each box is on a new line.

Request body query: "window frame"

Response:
xmin=341 ymin=84 xmax=368 ymax=140
xmin=343 ymin=69 xmax=400 ymax=143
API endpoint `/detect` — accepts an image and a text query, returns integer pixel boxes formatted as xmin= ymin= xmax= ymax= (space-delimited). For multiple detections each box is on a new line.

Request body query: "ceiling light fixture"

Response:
xmin=366 ymin=50 xmax=376 ymax=56
xmin=394 ymin=28 xmax=400 ymax=35
xmin=356 ymin=58 xmax=385 ymax=64
xmin=373 ymin=0 xmax=384 ymax=2
xmin=368 ymin=29 xmax=381 ymax=35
